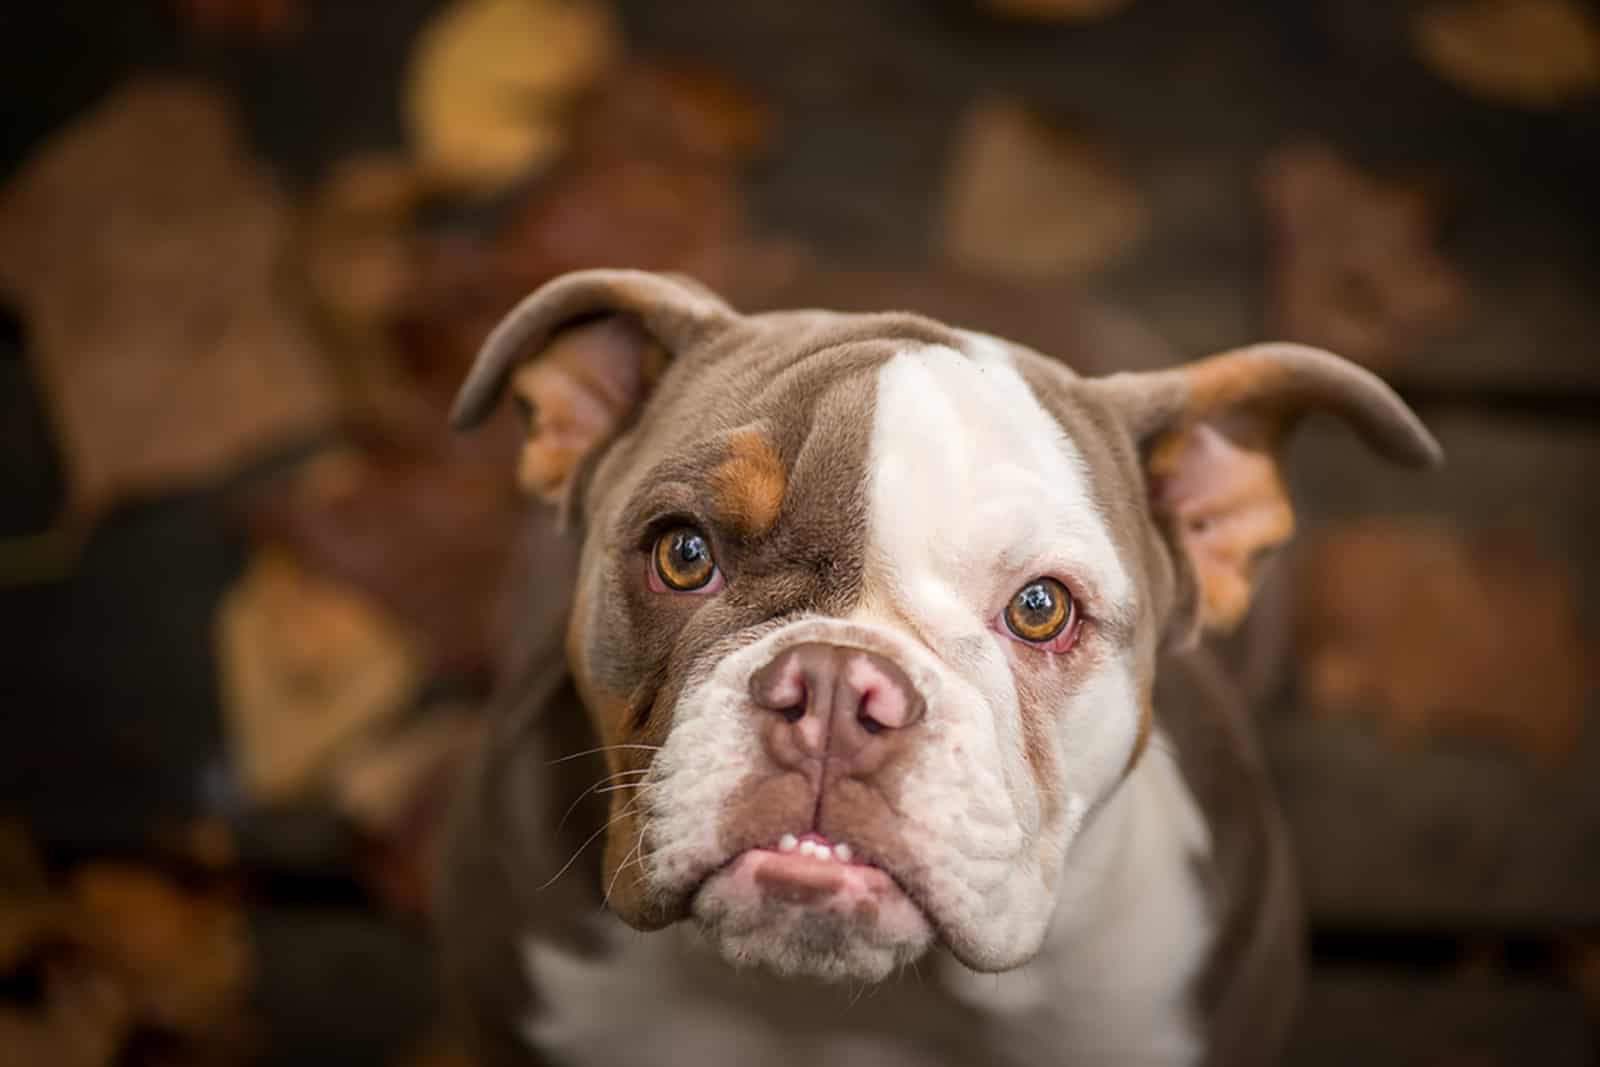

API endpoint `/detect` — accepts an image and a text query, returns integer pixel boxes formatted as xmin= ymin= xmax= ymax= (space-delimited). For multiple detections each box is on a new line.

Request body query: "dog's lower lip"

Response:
xmin=691 ymin=836 xmax=937 ymax=929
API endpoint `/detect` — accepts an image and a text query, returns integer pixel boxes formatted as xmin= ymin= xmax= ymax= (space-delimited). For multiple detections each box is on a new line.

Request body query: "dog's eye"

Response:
xmin=1003 ymin=578 xmax=1075 ymax=645
xmin=652 ymin=526 xmax=718 ymax=591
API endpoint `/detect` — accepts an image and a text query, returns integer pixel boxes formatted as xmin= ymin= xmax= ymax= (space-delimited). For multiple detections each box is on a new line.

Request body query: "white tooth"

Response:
xmin=778 ymin=833 xmax=798 ymax=853
xmin=797 ymin=840 xmax=815 ymax=857
xmin=833 ymin=843 xmax=852 ymax=863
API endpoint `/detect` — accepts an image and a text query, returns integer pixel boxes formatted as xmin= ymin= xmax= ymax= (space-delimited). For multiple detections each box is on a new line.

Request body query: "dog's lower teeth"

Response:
xmin=833 ymin=843 xmax=852 ymax=862
xmin=777 ymin=833 xmax=798 ymax=853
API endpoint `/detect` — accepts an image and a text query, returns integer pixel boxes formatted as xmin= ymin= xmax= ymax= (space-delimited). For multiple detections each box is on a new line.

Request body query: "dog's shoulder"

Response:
xmin=1153 ymin=647 xmax=1304 ymax=1067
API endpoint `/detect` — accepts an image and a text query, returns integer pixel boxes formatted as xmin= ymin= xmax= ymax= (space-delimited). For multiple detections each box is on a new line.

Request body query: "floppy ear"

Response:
xmin=1083 ymin=343 xmax=1442 ymax=638
xmin=451 ymin=268 xmax=735 ymax=505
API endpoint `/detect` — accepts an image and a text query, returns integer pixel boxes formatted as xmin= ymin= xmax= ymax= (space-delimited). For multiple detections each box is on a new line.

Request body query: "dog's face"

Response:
xmin=453 ymin=270 xmax=1438 ymax=983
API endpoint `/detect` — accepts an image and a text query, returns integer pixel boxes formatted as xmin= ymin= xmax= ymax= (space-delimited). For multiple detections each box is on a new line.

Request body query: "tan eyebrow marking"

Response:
xmin=710 ymin=427 xmax=787 ymax=539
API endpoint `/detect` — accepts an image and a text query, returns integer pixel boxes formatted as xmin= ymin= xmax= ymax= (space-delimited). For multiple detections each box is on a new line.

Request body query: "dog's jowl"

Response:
xmin=436 ymin=269 xmax=1441 ymax=1067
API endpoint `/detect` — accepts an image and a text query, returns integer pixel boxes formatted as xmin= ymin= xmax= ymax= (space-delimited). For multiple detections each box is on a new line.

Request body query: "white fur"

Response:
xmin=851 ymin=344 xmax=1143 ymax=966
xmin=521 ymin=738 xmax=1212 ymax=1066
xmin=937 ymin=732 xmax=1214 ymax=1064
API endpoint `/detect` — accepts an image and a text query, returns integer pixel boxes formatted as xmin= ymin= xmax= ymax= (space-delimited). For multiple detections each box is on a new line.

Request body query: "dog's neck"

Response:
xmin=936 ymin=730 xmax=1215 ymax=1062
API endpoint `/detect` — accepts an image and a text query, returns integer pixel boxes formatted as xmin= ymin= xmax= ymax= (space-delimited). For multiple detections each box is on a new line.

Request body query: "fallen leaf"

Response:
xmin=294 ymin=154 xmax=434 ymax=431
xmin=941 ymin=100 xmax=1146 ymax=282
xmin=172 ymin=0 xmax=301 ymax=40
xmin=578 ymin=61 xmax=773 ymax=165
xmin=343 ymin=709 xmax=484 ymax=916
xmin=1413 ymin=0 xmax=1600 ymax=108
xmin=0 ymin=961 xmax=131 ymax=1067
xmin=397 ymin=54 xmax=791 ymax=399
xmin=240 ymin=439 xmax=522 ymax=685
xmin=1260 ymin=143 xmax=1468 ymax=370
xmin=216 ymin=544 xmax=424 ymax=803
xmin=503 ymin=156 xmax=743 ymax=283
xmin=1296 ymin=521 xmax=1590 ymax=765
xmin=333 ymin=709 xmax=483 ymax=838
xmin=0 ymin=820 xmax=60 ymax=974
xmin=404 ymin=0 xmax=619 ymax=193
xmin=400 ymin=159 xmax=788 ymax=399
xmin=3 ymin=835 xmax=256 ymax=1066
xmin=0 ymin=79 xmax=341 ymax=525
xmin=67 ymin=865 xmax=253 ymax=1047
xmin=981 ymin=0 xmax=1135 ymax=20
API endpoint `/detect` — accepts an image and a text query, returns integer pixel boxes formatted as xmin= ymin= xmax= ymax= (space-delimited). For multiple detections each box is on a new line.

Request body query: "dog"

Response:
xmin=435 ymin=269 xmax=1441 ymax=1067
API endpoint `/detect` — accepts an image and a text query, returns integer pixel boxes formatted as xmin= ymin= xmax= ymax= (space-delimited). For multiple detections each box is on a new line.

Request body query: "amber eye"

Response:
xmin=1004 ymin=578 xmax=1074 ymax=643
xmin=653 ymin=526 xmax=717 ymax=591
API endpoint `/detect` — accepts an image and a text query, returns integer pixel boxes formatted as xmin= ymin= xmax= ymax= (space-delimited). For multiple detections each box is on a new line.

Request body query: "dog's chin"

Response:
xmin=689 ymin=845 xmax=935 ymax=983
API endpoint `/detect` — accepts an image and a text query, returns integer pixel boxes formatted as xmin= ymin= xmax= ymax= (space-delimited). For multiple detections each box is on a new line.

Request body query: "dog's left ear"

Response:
xmin=451 ymin=268 xmax=735 ymax=504
xmin=1083 ymin=343 xmax=1442 ymax=638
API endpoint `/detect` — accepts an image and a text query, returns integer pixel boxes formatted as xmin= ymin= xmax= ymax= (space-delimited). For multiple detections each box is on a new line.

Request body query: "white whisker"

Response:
xmin=547 ymin=743 xmax=663 ymax=766
xmin=556 ymin=769 xmax=652 ymax=834
xmin=595 ymin=780 xmax=656 ymax=795
xmin=538 ymin=796 xmax=647 ymax=892
xmin=602 ymin=831 xmax=646 ymax=910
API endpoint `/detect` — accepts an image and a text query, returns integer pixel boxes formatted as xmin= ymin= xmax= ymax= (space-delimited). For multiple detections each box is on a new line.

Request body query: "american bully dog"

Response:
xmin=436 ymin=269 xmax=1441 ymax=1067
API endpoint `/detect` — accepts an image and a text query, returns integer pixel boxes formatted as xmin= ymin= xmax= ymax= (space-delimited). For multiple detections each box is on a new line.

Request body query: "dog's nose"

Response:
xmin=748 ymin=643 xmax=924 ymax=775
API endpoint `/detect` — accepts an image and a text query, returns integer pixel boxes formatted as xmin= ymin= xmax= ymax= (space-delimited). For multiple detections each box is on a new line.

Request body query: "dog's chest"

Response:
xmin=517 ymin=742 xmax=1214 ymax=1067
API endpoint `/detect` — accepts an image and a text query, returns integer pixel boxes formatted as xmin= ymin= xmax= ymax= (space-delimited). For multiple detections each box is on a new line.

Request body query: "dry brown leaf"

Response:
xmin=400 ymin=161 xmax=786 ymax=400
xmin=941 ymin=100 xmax=1146 ymax=282
xmin=1296 ymin=520 xmax=1590 ymax=765
xmin=217 ymin=544 xmax=424 ymax=803
xmin=1261 ymin=143 xmax=1468 ymax=370
xmin=405 ymin=0 xmax=619 ymax=192
xmin=67 ymin=865 xmax=253 ymax=1045
xmin=579 ymin=62 xmax=773 ymax=165
xmin=0 ymin=79 xmax=341 ymax=524
xmin=1413 ymin=0 xmax=1600 ymax=108
xmin=0 ymin=962 xmax=131 ymax=1067
xmin=982 ymin=0 xmax=1135 ymax=20
xmin=2 ymin=839 xmax=255 ymax=1066
xmin=295 ymin=154 xmax=434 ymax=431
xmin=343 ymin=710 xmax=484 ymax=916
xmin=333 ymin=710 xmax=483 ymax=837
xmin=173 ymin=0 xmax=301 ymax=40
xmin=0 ymin=821 xmax=61 ymax=975
xmin=397 ymin=55 xmax=790 ymax=398
xmin=241 ymin=438 xmax=522 ymax=683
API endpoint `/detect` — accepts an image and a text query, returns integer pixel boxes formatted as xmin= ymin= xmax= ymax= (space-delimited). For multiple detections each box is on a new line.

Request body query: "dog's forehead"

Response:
xmin=859 ymin=337 xmax=1136 ymax=630
xmin=612 ymin=310 xmax=1139 ymax=619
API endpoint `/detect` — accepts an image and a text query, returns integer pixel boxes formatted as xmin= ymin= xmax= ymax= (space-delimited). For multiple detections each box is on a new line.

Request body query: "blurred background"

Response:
xmin=1 ymin=0 xmax=1597 ymax=1064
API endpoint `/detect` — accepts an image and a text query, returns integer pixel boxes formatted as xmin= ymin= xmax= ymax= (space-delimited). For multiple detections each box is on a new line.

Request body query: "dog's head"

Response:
xmin=453 ymin=269 xmax=1439 ymax=983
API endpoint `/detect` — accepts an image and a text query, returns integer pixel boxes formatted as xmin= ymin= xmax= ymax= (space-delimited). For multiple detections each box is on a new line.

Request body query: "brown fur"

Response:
xmin=710 ymin=427 xmax=788 ymax=539
xmin=438 ymin=270 xmax=1440 ymax=1067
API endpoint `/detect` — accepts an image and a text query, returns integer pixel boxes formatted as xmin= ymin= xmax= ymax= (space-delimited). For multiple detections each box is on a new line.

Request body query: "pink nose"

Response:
xmin=748 ymin=643 xmax=924 ymax=776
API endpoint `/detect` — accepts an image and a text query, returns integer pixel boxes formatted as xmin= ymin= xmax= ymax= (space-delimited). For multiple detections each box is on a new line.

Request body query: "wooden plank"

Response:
xmin=614 ymin=0 xmax=1600 ymax=395
xmin=1260 ymin=412 xmax=1600 ymax=927
xmin=1288 ymin=967 xmax=1595 ymax=1067
xmin=759 ymin=264 xmax=1180 ymax=375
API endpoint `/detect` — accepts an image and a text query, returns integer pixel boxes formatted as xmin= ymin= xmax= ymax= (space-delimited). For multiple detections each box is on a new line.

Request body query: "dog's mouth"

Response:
xmin=687 ymin=831 xmax=936 ymax=982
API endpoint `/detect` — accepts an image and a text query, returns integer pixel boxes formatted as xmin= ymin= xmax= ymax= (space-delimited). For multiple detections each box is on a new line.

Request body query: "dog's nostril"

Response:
xmin=779 ymin=705 xmax=805 ymax=724
xmin=857 ymin=712 xmax=886 ymax=736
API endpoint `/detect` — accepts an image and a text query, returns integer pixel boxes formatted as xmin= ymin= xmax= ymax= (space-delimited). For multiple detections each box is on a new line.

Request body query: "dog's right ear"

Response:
xmin=451 ymin=269 xmax=735 ymax=505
